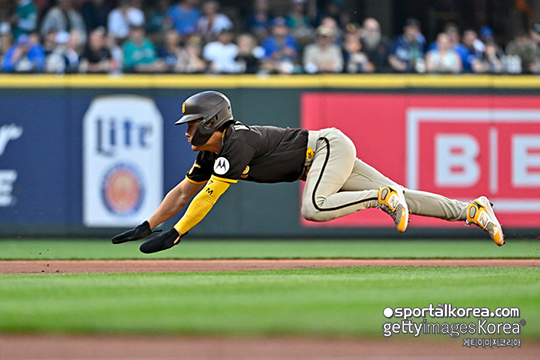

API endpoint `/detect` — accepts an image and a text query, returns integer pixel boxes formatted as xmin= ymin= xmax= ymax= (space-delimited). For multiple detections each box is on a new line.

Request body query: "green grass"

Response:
xmin=1 ymin=239 xmax=539 ymax=260
xmin=1 ymin=240 xmax=538 ymax=338
xmin=0 ymin=267 xmax=538 ymax=337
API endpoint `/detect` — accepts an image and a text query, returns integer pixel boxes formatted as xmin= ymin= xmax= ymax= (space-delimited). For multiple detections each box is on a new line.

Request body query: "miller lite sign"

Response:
xmin=83 ymin=96 xmax=163 ymax=227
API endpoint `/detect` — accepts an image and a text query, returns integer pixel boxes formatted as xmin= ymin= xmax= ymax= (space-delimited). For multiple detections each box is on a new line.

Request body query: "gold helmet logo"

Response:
xmin=182 ymin=102 xmax=186 ymax=114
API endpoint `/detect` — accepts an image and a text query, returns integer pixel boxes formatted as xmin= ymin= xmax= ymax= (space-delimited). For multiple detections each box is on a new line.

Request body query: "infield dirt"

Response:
xmin=0 ymin=258 xmax=538 ymax=274
xmin=1 ymin=333 xmax=538 ymax=360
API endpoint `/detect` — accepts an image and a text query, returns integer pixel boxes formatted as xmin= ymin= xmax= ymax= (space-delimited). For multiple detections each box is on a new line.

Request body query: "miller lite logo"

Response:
xmin=83 ymin=95 xmax=163 ymax=227
xmin=214 ymin=157 xmax=230 ymax=175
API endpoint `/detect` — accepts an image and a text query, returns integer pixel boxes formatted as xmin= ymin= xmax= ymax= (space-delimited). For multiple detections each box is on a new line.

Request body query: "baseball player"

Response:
xmin=112 ymin=91 xmax=504 ymax=253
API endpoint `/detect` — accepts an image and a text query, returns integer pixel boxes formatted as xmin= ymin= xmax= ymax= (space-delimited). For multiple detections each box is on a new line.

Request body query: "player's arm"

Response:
xmin=111 ymin=178 xmax=203 ymax=244
xmin=147 ymin=178 xmax=204 ymax=228
xmin=139 ymin=175 xmax=234 ymax=254
xmin=173 ymin=175 xmax=234 ymax=234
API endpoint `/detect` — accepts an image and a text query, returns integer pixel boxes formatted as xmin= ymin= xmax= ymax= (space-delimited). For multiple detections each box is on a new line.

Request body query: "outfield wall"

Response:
xmin=1 ymin=74 xmax=539 ymax=238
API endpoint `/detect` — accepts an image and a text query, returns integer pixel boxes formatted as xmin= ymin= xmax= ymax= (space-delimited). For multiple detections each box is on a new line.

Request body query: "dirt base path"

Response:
xmin=0 ymin=259 xmax=537 ymax=274
xmin=1 ymin=335 xmax=538 ymax=360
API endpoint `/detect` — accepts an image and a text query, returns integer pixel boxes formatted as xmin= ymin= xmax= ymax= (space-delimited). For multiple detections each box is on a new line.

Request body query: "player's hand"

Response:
xmin=111 ymin=221 xmax=153 ymax=244
xmin=139 ymin=228 xmax=186 ymax=254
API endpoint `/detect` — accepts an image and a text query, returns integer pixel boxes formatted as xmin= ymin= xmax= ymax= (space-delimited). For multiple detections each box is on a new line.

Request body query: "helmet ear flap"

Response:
xmin=192 ymin=115 xmax=218 ymax=146
xmin=204 ymin=116 xmax=216 ymax=129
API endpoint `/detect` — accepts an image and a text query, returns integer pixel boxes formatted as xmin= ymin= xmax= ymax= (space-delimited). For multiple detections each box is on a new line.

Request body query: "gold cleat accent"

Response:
xmin=377 ymin=186 xmax=409 ymax=233
xmin=467 ymin=196 xmax=505 ymax=246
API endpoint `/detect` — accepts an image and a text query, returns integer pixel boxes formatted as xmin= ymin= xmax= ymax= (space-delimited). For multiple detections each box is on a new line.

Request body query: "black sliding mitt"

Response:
xmin=139 ymin=228 xmax=186 ymax=254
xmin=111 ymin=221 xmax=154 ymax=244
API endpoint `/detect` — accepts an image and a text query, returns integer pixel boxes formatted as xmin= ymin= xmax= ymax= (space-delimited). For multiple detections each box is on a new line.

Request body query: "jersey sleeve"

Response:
xmin=212 ymin=136 xmax=256 ymax=183
xmin=186 ymin=151 xmax=214 ymax=184
xmin=174 ymin=175 xmax=231 ymax=234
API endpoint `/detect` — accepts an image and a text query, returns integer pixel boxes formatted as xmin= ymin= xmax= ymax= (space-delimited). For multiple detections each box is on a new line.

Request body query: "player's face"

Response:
xmin=185 ymin=120 xmax=200 ymax=146
xmin=185 ymin=120 xmax=223 ymax=153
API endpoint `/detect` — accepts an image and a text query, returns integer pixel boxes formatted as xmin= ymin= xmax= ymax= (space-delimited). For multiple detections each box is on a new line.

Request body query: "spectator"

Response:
xmin=123 ymin=23 xmax=166 ymax=72
xmin=0 ymin=22 xmax=12 ymax=61
xmin=443 ymin=23 xmax=465 ymax=52
xmin=505 ymin=28 xmax=538 ymax=74
xmin=461 ymin=29 xmax=484 ymax=73
xmin=28 ymin=31 xmax=40 ymax=46
xmin=2 ymin=33 xmax=44 ymax=72
xmin=175 ymin=35 xmax=206 ymax=72
xmin=45 ymin=30 xmax=81 ymax=73
xmin=10 ymin=0 xmax=38 ymax=41
xmin=245 ymin=0 xmax=272 ymax=43
xmin=388 ymin=18 xmax=425 ymax=73
xmin=531 ymin=23 xmax=540 ymax=47
xmin=314 ymin=0 xmax=348 ymax=29
xmin=146 ymin=0 xmax=172 ymax=35
xmin=197 ymin=1 xmax=233 ymax=41
xmin=359 ymin=17 xmax=391 ymax=73
xmin=105 ymin=33 xmax=123 ymax=72
xmin=478 ymin=40 xmax=504 ymax=73
xmin=159 ymin=29 xmax=182 ymax=70
xmin=285 ymin=0 xmax=313 ymax=46
xmin=168 ymin=0 xmax=201 ymax=36
xmin=235 ymin=33 xmax=263 ymax=73
xmin=261 ymin=17 xmax=298 ymax=74
xmin=479 ymin=26 xmax=495 ymax=44
xmin=107 ymin=0 xmax=145 ymax=41
xmin=342 ymin=31 xmax=369 ymax=73
xmin=427 ymin=23 xmax=467 ymax=61
xmin=42 ymin=29 xmax=59 ymax=56
xmin=320 ymin=16 xmax=342 ymax=45
xmin=203 ymin=29 xmax=239 ymax=73
xmin=530 ymin=22 xmax=540 ymax=72
xmin=303 ymin=25 xmax=343 ymax=73
xmin=478 ymin=25 xmax=504 ymax=58
xmin=40 ymin=0 xmax=86 ymax=45
xmin=82 ymin=0 xmax=110 ymax=33
xmin=79 ymin=27 xmax=118 ymax=73
xmin=425 ymin=33 xmax=461 ymax=73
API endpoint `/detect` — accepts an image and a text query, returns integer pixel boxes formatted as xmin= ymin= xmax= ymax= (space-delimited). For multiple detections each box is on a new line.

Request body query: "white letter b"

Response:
xmin=435 ymin=134 xmax=480 ymax=187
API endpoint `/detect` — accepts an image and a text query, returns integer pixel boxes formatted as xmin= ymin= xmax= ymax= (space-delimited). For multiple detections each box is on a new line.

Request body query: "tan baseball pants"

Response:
xmin=301 ymin=128 xmax=468 ymax=222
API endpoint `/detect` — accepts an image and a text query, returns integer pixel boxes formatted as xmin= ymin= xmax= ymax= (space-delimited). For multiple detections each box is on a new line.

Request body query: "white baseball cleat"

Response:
xmin=467 ymin=196 xmax=505 ymax=246
xmin=377 ymin=185 xmax=409 ymax=233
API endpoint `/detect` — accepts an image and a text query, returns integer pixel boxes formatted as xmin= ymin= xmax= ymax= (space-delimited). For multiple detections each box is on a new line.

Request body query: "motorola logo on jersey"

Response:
xmin=214 ymin=157 xmax=230 ymax=175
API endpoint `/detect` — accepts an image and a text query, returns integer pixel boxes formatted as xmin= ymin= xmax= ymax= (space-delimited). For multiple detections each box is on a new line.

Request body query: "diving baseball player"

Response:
xmin=112 ymin=91 xmax=504 ymax=253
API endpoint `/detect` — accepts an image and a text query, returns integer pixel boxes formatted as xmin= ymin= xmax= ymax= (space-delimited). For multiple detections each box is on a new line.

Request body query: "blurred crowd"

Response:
xmin=1 ymin=0 xmax=539 ymax=74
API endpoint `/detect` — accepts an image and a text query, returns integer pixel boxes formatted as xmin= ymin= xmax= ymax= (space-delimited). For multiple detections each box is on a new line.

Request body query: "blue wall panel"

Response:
xmin=0 ymin=83 xmax=537 ymax=239
xmin=0 ymin=94 xmax=69 ymax=225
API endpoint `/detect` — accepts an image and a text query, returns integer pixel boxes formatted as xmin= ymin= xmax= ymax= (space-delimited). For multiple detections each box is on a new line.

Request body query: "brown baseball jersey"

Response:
xmin=186 ymin=122 xmax=308 ymax=184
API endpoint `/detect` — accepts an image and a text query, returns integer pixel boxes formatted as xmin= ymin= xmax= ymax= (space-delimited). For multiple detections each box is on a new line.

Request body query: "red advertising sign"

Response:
xmin=301 ymin=93 xmax=540 ymax=228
